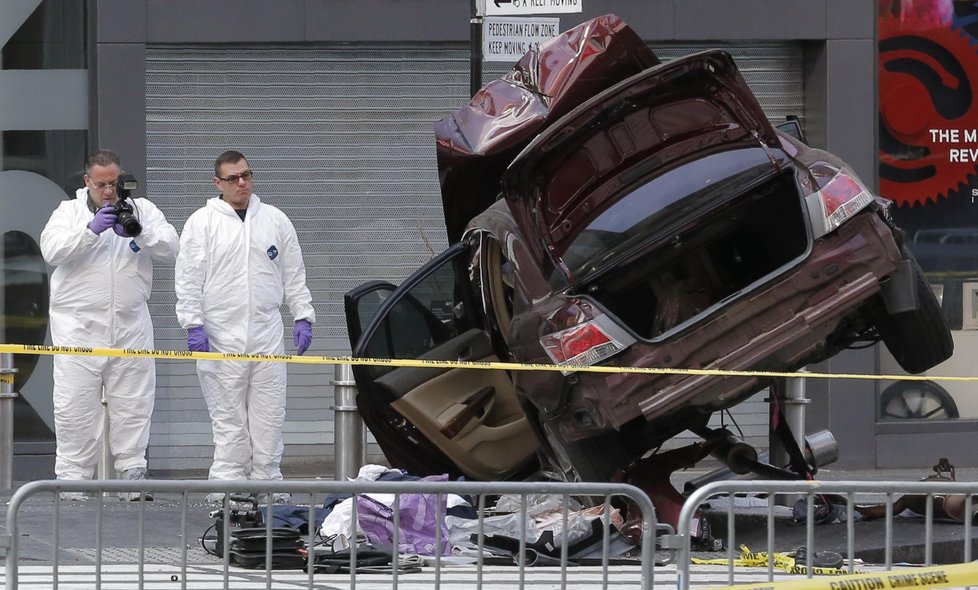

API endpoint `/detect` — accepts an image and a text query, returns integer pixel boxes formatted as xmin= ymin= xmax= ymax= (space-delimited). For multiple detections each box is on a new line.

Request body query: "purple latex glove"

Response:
xmin=87 ymin=207 xmax=118 ymax=235
xmin=113 ymin=221 xmax=129 ymax=237
xmin=293 ymin=319 xmax=313 ymax=355
xmin=188 ymin=326 xmax=210 ymax=352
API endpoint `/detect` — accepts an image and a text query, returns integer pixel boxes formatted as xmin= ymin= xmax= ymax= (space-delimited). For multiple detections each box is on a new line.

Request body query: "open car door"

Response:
xmin=343 ymin=243 xmax=539 ymax=480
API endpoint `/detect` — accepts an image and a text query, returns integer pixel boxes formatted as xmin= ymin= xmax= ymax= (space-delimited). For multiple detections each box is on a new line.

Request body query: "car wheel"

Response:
xmin=879 ymin=380 xmax=959 ymax=420
xmin=875 ymin=254 xmax=953 ymax=374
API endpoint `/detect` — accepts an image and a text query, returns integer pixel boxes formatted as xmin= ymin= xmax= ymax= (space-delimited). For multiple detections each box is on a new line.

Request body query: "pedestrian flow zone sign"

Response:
xmin=484 ymin=17 xmax=560 ymax=62
xmin=486 ymin=0 xmax=582 ymax=16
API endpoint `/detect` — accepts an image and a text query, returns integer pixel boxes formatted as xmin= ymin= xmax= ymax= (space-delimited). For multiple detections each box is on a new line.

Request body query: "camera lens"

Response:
xmin=121 ymin=216 xmax=142 ymax=237
xmin=115 ymin=206 xmax=142 ymax=237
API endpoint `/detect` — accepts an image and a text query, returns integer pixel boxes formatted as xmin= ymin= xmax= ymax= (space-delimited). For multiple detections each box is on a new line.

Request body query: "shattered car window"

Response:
xmin=560 ymin=147 xmax=810 ymax=339
xmin=562 ymin=147 xmax=780 ymax=279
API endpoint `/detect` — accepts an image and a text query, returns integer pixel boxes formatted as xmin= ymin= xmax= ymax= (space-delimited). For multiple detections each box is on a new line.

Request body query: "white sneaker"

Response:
xmin=59 ymin=491 xmax=89 ymax=502
xmin=118 ymin=467 xmax=153 ymax=501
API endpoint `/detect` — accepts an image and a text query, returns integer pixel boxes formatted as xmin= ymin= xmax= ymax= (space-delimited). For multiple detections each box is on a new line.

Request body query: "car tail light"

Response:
xmin=540 ymin=320 xmax=626 ymax=373
xmin=807 ymin=163 xmax=873 ymax=236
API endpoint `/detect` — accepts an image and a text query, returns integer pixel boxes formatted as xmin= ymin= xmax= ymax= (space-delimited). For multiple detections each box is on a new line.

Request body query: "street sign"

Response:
xmin=483 ymin=17 xmax=560 ymax=62
xmin=485 ymin=0 xmax=582 ymax=16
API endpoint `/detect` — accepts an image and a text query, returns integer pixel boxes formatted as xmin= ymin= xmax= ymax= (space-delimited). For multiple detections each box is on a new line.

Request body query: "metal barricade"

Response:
xmin=674 ymin=479 xmax=978 ymax=590
xmin=2 ymin=478 xmax=659 ymax=589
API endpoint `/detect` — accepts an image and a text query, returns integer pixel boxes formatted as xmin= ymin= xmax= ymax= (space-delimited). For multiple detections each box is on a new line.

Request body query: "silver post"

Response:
xmin=769 ymin=370 xmax=809 ymax=505
xmin=331 ymin=364 xmax=365 ymax=480
xmin=97 ymin=387 xmax=114 ymax=481
xmin=0 ymin=353 xmax=19 ymax=489
xmin=784 ymin=369 xmax=809 ymax=454
xmin=768 ymin=370 xmax=810 ymax=469
xmin=768 ymin=381 xmax=786 ymax=470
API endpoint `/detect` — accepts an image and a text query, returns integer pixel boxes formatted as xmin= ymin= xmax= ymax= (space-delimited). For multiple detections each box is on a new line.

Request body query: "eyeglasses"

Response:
xmin=217 ymin=170 xmax=253 ymax=184
xmin=88 ymin=180 xmax=116 ymax=190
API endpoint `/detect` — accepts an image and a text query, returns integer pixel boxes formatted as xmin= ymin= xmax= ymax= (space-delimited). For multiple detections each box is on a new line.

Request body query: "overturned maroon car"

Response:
xmin=344 ymin=15 xmax=952 ymax=526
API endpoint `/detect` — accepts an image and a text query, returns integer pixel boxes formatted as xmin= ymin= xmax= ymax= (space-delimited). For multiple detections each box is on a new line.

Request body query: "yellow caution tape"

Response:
xmin=705 ymin=560 xmax=978 ymax=590
xmin=0 ymin=373 xmax=12 ymax=385
xmin=692 ymin=545 xmax=851 ymax=576
xmin=0 ymin=343 xmax=976 ymax=383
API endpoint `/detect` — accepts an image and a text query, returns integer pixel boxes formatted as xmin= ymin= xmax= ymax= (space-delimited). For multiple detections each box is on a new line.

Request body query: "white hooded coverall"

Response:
xmin=40 ymin=189 xmax=179 ymax=480
xmin=174 ymin=195 xmax=314 ymax=481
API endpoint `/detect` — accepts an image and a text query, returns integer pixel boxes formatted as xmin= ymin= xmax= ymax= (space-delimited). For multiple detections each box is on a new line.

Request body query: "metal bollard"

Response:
xmin=783 ymin=370 xmax=809 ymax=450
xmin=768 ymin=372 xmax=810 ymax=469
xmin=769 ymin=371 xmax=809 ymax=505
xmin=0 ymin=353 xmax=19 ymax=489
xmin=331 ymin=364 xmax=365 ymax=480
xmin=97 ymin=389 xmax=114 ymax=481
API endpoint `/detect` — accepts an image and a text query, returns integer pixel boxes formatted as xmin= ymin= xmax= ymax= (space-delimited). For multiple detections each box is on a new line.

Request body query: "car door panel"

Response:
xmin=389 ymin=348 xmax=539 ymax=481
xmin=371 ymin=328 xmax=490 ymax=398
xmin=345 ymin=243 xmax=539 ymax=480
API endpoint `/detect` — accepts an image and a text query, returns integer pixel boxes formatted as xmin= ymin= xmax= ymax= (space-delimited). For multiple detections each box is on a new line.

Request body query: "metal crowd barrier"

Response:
xmin=1 ymin=478 xmax=658 ymax=589
xmin=675 ymin=479 xmax=978 ymax=590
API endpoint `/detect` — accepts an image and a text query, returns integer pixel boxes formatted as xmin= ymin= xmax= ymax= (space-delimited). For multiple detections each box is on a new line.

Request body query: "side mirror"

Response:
xmin=776 ymin=116 xmax=807 ymax=145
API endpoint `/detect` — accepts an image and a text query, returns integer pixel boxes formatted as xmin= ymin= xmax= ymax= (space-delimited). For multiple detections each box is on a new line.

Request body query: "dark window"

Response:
xmin=2 ymin=0 xmax=87 ymax=70
xmin=361 ymin=255 xmax=479 ymax=379
xmin=3 ymin=130 xmax=88 ymax=195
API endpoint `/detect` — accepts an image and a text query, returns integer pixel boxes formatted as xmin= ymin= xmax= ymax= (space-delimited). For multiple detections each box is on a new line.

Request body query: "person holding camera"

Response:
xmin=40 ymin=149 xmax=179 ymax=501
xmin=174 ymin=150 xmax=314 ymax=505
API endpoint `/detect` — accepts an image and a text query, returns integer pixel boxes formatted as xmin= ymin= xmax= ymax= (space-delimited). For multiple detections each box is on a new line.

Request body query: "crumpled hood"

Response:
xmin=434 ymin=14 xmax=659 ymax=242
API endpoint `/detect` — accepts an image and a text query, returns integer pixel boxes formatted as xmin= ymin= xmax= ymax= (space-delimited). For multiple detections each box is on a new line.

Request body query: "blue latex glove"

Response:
xmin=88 ymin=207 xmax=118 ymax=235
xmin=188 ymin=326 xmax=210 ymax=352
xmin=293 ymin=319 xmax=313 ymax=355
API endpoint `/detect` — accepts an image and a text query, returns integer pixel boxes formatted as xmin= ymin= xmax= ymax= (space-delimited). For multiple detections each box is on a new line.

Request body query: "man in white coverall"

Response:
xmin=40 ymin=149 xmax=179 ymax=501
xmin=174 ymin=150 xmax=315 ymax=505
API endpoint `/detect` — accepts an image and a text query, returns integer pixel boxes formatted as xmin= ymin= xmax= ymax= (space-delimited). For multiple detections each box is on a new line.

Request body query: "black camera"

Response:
xmin=114 ymin=174 xmax=142 ymax=237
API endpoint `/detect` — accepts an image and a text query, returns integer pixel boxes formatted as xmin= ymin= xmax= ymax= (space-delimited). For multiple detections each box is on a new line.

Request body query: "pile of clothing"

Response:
xmin=205 ymin=464 xmax=638 ymax=571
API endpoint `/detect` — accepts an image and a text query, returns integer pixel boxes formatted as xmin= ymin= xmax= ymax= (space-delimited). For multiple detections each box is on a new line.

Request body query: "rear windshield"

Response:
xmin=560 ymin=147 xmax=779 ymax=282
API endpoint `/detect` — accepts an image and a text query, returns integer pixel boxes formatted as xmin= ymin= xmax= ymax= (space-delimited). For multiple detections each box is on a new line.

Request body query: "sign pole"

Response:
xmin=470 ymin=0 xmax=484 ymax=97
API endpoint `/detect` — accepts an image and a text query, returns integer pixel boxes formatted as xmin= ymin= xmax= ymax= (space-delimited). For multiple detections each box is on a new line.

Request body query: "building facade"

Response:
xmin=4 ymin=0 xmax=966 ymax=478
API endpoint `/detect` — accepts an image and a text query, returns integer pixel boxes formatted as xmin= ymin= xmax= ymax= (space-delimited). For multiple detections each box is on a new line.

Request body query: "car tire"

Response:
xmin=875 ymin=254 xmax=953 ymax=374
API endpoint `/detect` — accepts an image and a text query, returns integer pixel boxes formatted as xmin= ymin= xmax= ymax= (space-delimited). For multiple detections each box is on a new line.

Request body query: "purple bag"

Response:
xmin=356 ymin=476 xmax=451 ymax=556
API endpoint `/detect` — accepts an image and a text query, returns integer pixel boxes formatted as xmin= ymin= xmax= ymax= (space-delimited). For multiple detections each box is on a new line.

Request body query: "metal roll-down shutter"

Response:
xmin=144 ymin=42 xmax=803 ymax=472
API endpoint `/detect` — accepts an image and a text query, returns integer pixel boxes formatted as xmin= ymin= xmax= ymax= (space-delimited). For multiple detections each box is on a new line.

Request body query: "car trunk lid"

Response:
xmin=501 ymin=50 xmax=784 ymax=287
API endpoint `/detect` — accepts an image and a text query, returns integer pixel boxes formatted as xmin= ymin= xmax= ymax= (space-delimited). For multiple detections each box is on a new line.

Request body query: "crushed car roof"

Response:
xmin=434 ymin=14 xmax=659 ymax=242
